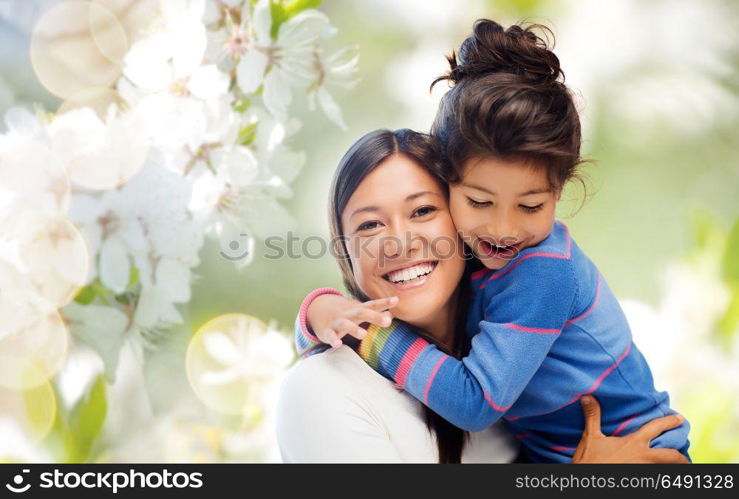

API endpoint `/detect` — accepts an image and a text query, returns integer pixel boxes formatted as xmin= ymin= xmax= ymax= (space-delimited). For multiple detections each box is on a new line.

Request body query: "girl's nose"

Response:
xmin=487 ymin=210 xmax=519 ymax=243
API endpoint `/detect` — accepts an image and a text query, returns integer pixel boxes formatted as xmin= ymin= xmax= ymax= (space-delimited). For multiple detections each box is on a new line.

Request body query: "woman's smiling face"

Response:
xmin=340 ymin=153 xmax=466 ymax=330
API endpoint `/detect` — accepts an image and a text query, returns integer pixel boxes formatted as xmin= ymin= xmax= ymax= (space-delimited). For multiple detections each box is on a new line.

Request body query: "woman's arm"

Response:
xmin=573 ymin=396 xmax=689 ymax=464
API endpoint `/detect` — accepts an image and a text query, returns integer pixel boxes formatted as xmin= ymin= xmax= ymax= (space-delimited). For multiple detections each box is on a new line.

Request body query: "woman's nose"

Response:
xmin=382 ymin=222 xmax=423 ymax=259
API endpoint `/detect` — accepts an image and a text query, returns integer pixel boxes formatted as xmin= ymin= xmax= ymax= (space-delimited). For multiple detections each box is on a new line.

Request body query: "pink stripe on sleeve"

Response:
xmin=298 ymin=288 xmax=343 ymax=343
xmin=394 ymin=337 xmax=429 ymax=388
xmin=503 ymin=323 xmax=561 ymax=334
xmin=422 ymin=355 xmax=449 ymax=404
xmin=611 ymin=413 xmax=637 ymax=436
xmin=574 ymin=342 xmax=633 ymax=402
xmin=471 ymin=268 xmax=491 ymax=280
xmin=484 ymin=391 xmax=511 ymax=412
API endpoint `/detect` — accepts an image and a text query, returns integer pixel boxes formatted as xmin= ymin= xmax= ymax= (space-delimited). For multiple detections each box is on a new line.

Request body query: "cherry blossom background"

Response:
xmin=1 ymin=0 xmax=738 ymax=463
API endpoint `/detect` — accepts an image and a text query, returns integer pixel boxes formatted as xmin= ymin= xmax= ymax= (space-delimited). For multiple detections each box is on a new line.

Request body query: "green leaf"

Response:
xmin=73 ymin=285 xmax=96 ymax=305
xmin=270 ymin=2 xmax=288 ymax=38
xmin=721 ymin=217 xmax=739 ymax=285
xmin=127 ymin=265 xmax=139 ymax=290
xmin=238 ymin=122 xmax=259 ymax=146
xmin=718 ymin=283 xmax=739 ymax=339
xmin=270 ymin=0 xmax=322 ymax=38
xmin=67 ymin=375 xmax=107 ymax=462
xmin=74 ymin=276 xmax=120 ymax=305
xmin=40 ymin=381 xmax=75 ymax=463
xmin=232 ymin=96 xmax=252 ymax=113
xmin=692 ymin=209 xmax=722 ymax=251
xmin=283 ymin=0 xmax=322 ymax=16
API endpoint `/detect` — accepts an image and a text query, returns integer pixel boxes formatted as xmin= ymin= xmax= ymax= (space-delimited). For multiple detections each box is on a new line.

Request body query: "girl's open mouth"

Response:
xmin=478 ymin=240 xmax=521 ymax=260
xmin=381 ymin=261 xmax=438 ymax=290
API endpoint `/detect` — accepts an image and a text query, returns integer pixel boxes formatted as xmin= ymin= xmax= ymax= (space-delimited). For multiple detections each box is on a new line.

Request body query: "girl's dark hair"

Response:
xmin=328 ymin=128 xmax=473 ymax=463
xmin=431 ymin=19 xmax=585 ymax=192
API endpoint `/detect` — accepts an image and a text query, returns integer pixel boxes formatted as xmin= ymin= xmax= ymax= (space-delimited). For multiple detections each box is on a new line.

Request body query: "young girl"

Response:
xmin=294 ymin=19 xmax=690 ymax=463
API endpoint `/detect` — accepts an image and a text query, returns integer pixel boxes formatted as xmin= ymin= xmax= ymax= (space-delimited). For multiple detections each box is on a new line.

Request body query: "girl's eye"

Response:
xmin=413 ymin=205 xmax=437 ymax=218
xmin=466 ymin=197 xmax=492 ymax=208
xmin=357 ymin=220 xmax=382 ymax=232
xmin=520 ymin=203 xmax=544 ymax=213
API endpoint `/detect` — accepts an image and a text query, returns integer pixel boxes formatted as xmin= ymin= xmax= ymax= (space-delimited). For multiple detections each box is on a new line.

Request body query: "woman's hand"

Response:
xmin=307 ymin=294 xmax=399 ymax=348
xmin=572 ymin=395 xmax=689 ymax=464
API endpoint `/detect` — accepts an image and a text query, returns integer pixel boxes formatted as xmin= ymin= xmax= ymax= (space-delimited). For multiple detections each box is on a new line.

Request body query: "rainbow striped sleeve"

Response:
xmin=293 ymin=287 xmax=343 ymax=357
xmin=357 ymin=322 xmax=433 ymax=387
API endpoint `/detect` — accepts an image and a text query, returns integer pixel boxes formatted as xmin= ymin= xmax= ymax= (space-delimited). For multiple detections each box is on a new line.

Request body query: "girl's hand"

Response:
xmin=572 ymin=395 xmax=689 ymax=464
xmin=307 ymin=294 xmax=399 ymax=349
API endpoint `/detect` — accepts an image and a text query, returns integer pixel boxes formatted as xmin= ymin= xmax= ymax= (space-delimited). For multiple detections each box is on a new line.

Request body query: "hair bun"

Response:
xmin=437 ymin=19 xmax=563 ymax=88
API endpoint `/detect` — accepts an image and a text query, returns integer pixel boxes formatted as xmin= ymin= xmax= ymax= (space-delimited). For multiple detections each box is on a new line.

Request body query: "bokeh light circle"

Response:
xmin=186 ymin=314 xmax=291 ymax=417
xmin=30 ymin=0 xmax=127 ymax=99
xmin=0 ymin=306 xmax=69 ymax=390
xmin=0 ymin=380 xmax=57 ymax=442
xmin=22 ymin=214 xmax=91 ymax=308
xmin=57 ymin=86 xmax=124 ymax=118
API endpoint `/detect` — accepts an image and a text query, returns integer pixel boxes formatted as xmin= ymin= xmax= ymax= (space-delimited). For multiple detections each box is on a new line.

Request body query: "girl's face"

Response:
xmin=341 ymin=154 xmax=465 ymax=330
xmin=449 ymin=156 xmax=559 ymax=270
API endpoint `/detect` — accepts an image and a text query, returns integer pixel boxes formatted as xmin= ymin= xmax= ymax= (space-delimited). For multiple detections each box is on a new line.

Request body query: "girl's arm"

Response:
xmin=294 ymin=288 xmax=344 ymax=356
xmin=356 ymin=256 xmax=578 ymax=431
xmin=293 ymin=288 xmax=396 ymax=357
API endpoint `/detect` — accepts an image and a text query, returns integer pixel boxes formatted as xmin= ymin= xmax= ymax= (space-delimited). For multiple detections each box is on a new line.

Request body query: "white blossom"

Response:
xmin=0 ymin=0 xmax=355 ymax=462
xmin=237 ymin=0 xmax=336 ymax=120
xmin=306 ymin=46 xmax=359 ymax=129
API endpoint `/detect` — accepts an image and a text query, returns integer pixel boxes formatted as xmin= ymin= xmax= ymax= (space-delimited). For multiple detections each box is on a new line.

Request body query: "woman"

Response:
xmin=276 ymin=129 xmax=687 ymax=463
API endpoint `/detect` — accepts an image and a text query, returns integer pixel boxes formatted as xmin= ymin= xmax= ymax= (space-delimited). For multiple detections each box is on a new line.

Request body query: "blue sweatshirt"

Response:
xmin=295 ymin=221 xmax=690 ymax=462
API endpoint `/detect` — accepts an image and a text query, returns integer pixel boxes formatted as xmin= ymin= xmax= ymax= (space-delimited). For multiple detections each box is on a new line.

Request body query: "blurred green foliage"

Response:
xmin=42 ymin=376 xmax=108 ymax=463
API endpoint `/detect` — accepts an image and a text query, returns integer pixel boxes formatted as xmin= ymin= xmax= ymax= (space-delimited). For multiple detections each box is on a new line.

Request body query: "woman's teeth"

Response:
xmin=383 ymin=262 xmax=436 ymax=284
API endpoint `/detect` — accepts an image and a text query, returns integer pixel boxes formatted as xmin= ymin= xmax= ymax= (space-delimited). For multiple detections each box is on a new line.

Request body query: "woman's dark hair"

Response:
xmin=328 ymin=128 xmax=474 ymax=463
xmin=431 ymin=19 xmax=586 ymax=193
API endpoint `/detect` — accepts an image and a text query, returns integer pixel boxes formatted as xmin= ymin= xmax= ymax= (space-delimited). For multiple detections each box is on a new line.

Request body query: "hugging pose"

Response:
xmin=278 ymin=19 xmax=690 ymax=464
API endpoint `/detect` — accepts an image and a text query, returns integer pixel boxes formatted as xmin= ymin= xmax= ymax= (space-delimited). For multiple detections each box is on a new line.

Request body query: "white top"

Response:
xmin=276 ymin=346 xmax=519 ymax=463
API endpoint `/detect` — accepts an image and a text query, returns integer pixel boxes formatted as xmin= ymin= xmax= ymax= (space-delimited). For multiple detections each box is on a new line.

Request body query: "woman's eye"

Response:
xmin=413 ymin=205 xmax=437 ymax=217
xmin=357 ymin=220 xmax=381 ymax=232
xmin=520 ymin=203 xmax=544 ymax=213
xmin=466 ymin=197 xmax=491 ymax=208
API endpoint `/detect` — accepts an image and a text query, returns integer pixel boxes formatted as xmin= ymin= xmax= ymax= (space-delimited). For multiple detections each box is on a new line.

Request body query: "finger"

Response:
xmin=346 ymin=325 xmax=368 ymax=340
xmin=319 ymin=328 xmax=343 ymax=349
xmin=580 ymin=395 xmax=603 ymax=436
xmin=348 ymin=307 xmax=392 ymax=328
xmin=634 ymin=414 xmax=685 ymax=443
xmin=647 ymin=449 xmax=690 ymax=464
xmin=336 ymin=318 xmax=370 ymax=341
xmin=362 ymin=296 xmax=399 ymax=312
xmin=333 ymin=318 xmax=366 ymax=342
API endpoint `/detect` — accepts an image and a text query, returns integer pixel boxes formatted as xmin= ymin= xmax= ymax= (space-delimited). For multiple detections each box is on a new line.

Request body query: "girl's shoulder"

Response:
xmin=519 ymin=220 xmax=572 ymax=259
